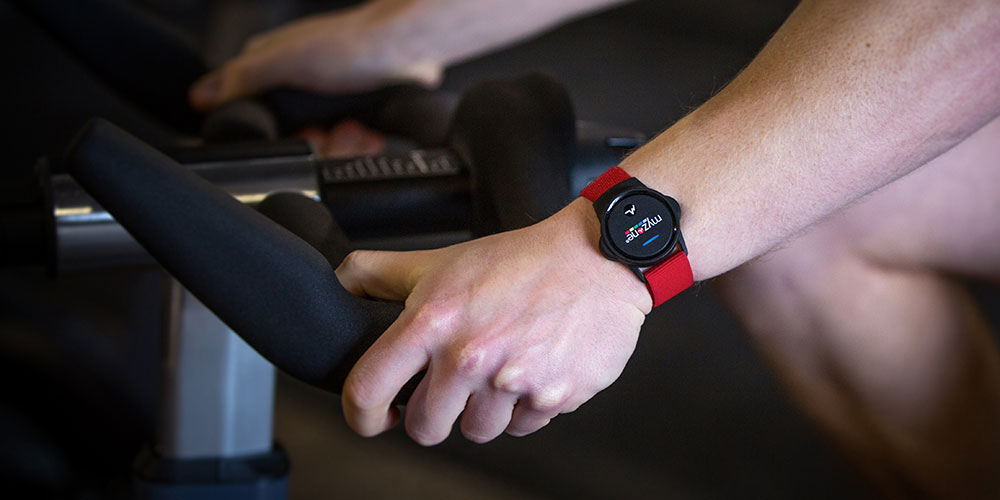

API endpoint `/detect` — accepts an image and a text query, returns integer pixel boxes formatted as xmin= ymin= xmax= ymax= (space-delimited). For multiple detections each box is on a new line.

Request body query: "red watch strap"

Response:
xmin=581 ymin=166 xmax=693 ymax=307
xmin=580 ymin=166 xmax=632 ymax=201
xmin=644 ymin=251 xmax=694 ymax=307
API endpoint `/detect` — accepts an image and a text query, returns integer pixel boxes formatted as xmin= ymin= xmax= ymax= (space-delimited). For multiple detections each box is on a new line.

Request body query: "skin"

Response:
xmin=188 ymin=0 xmax=627 ymax=110
xmin=191 ymin=0 xmax=1000 ymax=496
xmin=298 ymin=120 xmax=385 ymax=158
xmin=718 ymin=117 xmax=1000 ymax=497
xmin=331 ymin=0 xmax=1000 ymax=441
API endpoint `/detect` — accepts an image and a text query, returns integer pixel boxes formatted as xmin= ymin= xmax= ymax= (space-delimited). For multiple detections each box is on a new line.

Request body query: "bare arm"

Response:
xmin=334 ymin=0 xmax=1000 ymax=446
xmin=189 ymin=0 xmax=627 ymax=109
xmin=621 ymin=0 xmax=1000 ymax=281
xmin=366 ymin=0 xmax=629 ymax=71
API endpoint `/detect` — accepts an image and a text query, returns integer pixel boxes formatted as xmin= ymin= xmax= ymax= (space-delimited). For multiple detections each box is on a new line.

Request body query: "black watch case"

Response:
xmin=593 ymin=178 xmax=686 ymax=281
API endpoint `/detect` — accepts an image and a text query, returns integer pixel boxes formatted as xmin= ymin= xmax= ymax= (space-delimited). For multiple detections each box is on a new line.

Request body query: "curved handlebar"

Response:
xmin=64 ymin=74 xmax=581 ymax=398
xmin=66 ymin=120 xmax=400 ymax=393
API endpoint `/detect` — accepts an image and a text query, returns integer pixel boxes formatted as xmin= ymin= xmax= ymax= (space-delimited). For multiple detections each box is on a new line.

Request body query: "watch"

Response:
xmin=580 ymin=166 xmax=693 ymax=307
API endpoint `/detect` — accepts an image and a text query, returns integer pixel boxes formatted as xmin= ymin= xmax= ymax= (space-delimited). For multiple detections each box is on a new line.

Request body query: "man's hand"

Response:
xmin=299 ymin=120 xmax=386 ymax=159
xmin=189 ymin=5 xmax=443 ymax=111
xmin=335 ymin=199 xmax=650 ymax=445
xmin=188 ymin=0 xmax=629 ymax=111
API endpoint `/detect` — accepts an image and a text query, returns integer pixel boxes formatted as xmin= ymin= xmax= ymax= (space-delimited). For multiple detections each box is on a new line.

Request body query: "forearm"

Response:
xmin=331 ymin=0 xmax=1000 ymax=448
xmin=600 ymin=0 xmax=1000 ymax=281
xmin=359 ymin=0 xmax=630 ymax=68
xmin=191 ymin=0 xmax=629 ymax=106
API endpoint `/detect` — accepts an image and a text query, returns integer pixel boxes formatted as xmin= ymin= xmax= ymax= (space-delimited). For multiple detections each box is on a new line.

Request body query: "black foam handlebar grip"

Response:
xmin=62 ymin=74 xmax=577 ymax=400
xmin=450 ymin=73 xmax=575 ymax=235
xmin=65 ymin=119 xmax=402 ymax=393
xmin=255 ymin=192 xmax=423 ymax=401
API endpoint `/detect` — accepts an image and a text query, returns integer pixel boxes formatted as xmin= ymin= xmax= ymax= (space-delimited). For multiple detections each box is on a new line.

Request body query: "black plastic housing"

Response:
xmin=593 ymin=178 xmax=686 ymax=276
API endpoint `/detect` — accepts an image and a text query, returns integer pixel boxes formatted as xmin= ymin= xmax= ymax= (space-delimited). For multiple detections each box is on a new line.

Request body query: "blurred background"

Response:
xmin=10 ymin=0 xmax=986 ymax=498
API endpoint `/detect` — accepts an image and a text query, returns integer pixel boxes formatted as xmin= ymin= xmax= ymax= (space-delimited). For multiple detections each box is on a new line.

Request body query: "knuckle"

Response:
xmin=506 ymin=418 xmax=550 ymax=438
xmin=560 ymin=394 xmax=590 ymax=414
xmin=460 ymin=424 xmax=495 ymax=444
xmin=528 ymin=384 xmax=570 ymax=413
xmin=405 ymin=422 xmax=446 ymax=447
xmin=492 ymin=363 xmax=525 ymax=393
xmin=409 ymin=298 xmax=462 ymax=336
xmin=591 ymin=372 xmax=618 ymax=393
xmin=449 ymin=343 xmax=489 ymax=377
xmin=347 ymin=419 xmax=379 ymax=438
xmin=338 ymin=250 xmax=367 ymax=273
xmin=342 ymin=375 xmax=379 ymax=412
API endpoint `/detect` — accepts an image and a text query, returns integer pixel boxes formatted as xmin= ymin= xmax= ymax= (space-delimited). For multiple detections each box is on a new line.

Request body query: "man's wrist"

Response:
xmin=551 ymin=197 xmax=653 ymax=313
xmin=616 ymin=114 xmax=729 ymax=283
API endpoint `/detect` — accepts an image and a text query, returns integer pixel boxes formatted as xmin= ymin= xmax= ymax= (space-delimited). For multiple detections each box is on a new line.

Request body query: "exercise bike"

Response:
xmin=8 ymin=72 xmax=644 ymax=499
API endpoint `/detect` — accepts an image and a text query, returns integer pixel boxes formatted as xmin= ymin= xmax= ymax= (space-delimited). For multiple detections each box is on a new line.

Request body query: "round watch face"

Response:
xmin=604 ymin=192 xmax=677 ymax=262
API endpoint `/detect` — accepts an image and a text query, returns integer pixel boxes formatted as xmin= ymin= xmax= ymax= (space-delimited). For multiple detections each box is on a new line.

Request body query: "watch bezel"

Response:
xmin=595 ymin=179 xmax=683 ymax=267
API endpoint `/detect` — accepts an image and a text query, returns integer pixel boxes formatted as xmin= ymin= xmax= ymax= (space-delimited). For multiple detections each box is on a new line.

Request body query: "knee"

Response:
xmin=715 ymin=238 xmax=869 ymax=341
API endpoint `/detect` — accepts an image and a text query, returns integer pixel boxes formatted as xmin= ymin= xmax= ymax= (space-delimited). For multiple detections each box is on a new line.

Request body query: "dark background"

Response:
xmin=7 ymin=0 xmax=974 ymax=498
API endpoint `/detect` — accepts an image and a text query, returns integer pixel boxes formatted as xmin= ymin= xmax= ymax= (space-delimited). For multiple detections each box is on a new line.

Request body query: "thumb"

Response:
xmin=189 ymin=56 xmax=276 ymax=111
xmin=335 ymin=249 xmax=434 ymax=301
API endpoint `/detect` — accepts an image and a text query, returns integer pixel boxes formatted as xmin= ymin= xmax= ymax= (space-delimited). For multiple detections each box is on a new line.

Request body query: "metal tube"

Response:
xmin=53 ymin=155 xmax=317 ymax=271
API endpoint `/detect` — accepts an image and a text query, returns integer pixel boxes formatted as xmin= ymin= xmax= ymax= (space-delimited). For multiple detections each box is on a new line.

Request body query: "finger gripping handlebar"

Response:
xmin=64 ymin=74 xmax=579 ymax=400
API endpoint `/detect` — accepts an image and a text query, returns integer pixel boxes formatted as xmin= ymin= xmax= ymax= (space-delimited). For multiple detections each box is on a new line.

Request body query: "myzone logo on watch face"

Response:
xmin=607 ymin=192 xmax=674 ymax=261
xmin=624 ymin=214 xmax=663 ymax=245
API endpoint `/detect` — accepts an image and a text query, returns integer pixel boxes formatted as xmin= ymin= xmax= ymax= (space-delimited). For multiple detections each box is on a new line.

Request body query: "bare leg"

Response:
xmin=716 ymin=117 xmax=1000 ymax=498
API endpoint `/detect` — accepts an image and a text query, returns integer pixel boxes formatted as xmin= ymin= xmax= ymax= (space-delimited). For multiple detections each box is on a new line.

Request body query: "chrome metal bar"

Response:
xmin=158 ymin=279 xmax=276 ymax=459
xmin=53 ymin=155 xmax=317 ymax=271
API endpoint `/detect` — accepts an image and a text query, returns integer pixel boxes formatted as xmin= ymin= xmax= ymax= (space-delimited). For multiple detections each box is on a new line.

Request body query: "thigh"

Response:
xmin=838 ymin=116 xmax=1000 ymax=279
xmin=716 ymin=116 xmax=1000 ymax=498
xmin=722 ymin=114 xmax=1000 ymax=402
xmin=716 ymin=117 xmax=1000 ymax=498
